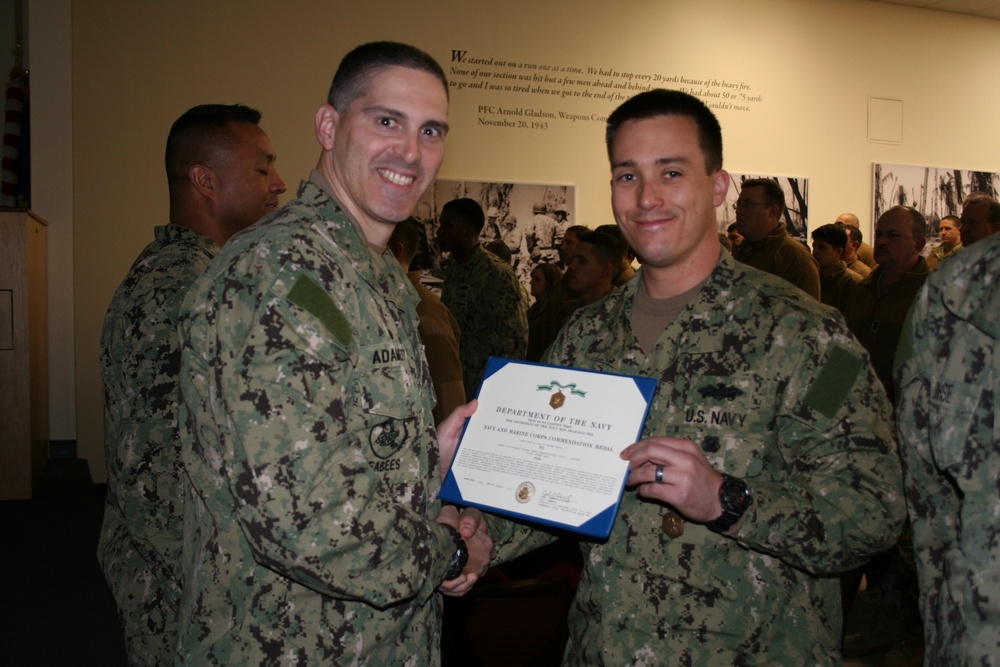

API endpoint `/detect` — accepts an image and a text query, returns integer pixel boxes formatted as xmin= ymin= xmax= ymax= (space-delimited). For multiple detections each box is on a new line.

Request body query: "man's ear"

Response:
xmin=315 ymin=103 xmax=338 ymax=151
xmin=189 ymin=164 xmax=216 ymax=200
xmin=712 ymin=169 xmax=731 ymax=207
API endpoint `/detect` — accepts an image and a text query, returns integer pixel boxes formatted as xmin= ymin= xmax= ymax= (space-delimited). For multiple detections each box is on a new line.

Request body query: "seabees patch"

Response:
xmin=369 ymin=417 xmax=418 ymax=460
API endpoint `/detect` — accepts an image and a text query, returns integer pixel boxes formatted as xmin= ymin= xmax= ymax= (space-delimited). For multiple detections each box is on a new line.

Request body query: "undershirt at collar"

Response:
xmin=631 ymin=276 xmax=709 ymax=354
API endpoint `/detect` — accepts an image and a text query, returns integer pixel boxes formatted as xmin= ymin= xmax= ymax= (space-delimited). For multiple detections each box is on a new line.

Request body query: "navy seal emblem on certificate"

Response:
xmin=439 ymin=357 xmax=656 ymax=538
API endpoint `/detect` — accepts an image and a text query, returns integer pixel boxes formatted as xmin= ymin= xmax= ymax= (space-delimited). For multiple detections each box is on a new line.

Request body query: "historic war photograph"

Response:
xmin=413 ymin=179 xmax=576 ymax=289
xmin=873 ymin=162 xmax=1000 ymax=244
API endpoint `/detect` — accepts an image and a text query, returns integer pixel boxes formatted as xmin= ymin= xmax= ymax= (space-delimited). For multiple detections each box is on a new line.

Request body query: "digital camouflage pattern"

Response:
xmin=895 ymin=234 xmax=1000 ymax=666
xmin=176 ymin=176 xmax=455 ymax=665
xmin=495 ymin=251 xmax=906 ymax=665
xmin=441 ymin=243 xmax=528 ymax=400
xmin=98 ymin=224 xmax=218 ymax=665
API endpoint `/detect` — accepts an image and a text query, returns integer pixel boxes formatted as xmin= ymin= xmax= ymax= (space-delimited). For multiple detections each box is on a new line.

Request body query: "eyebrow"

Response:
xmin=611 ymin=156 xmax=691 ymax=170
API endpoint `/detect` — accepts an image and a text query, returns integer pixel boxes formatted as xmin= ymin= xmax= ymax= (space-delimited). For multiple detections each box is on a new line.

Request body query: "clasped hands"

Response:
xmin=436 ymin=400 xmax=492 ymax=596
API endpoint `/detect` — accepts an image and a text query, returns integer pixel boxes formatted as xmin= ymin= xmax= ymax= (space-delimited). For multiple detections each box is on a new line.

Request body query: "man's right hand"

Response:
xmin=436 ymin=505 xmax=493 ymax=597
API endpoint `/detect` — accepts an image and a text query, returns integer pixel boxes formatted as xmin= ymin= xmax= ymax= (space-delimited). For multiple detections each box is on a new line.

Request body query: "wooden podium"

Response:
xmin=0 ymin=210 xmax=48 ymax=500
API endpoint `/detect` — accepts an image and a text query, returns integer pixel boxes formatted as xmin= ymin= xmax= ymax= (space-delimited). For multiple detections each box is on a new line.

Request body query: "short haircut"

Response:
xmin=442 ymin=198 xmax=486 ymax=233
xmin=727 ymin=222 xmax=739 ymax=233
xmin=881 ymin=205 xmax=927 ymax=239
xmin=811 ymin=223 xmax=848 ymax=250
xmin=841 ymin=224 xmax=863 ymax=244
xmin=327 ymin=41 xmax=448 ymax=112
xmin=605 ymin=89 xmax=723 ymax=173
xmin=564 ymin=224 xmax=591 ymax=238
xmin=388 ymin=217 xmax=422 ymax=257
xmin=964 ymin=194 xmax=1000 ymax=225
xmin=165 ymin=104 xmax=262 ymax=185
xmin=578 ymin=231 xmax=624 ymax=270
xmin=594 ymin=223 xmax=633 ymax=261
xmin=939 ymin=214 xmax=961 ymax=228
xmin=741 ymin=178 xmax=785 ymax=214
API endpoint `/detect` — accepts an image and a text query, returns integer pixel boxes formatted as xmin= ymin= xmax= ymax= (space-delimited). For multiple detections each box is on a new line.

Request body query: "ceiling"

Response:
xmin=872 ymin=0 xmax=1000 ymax=19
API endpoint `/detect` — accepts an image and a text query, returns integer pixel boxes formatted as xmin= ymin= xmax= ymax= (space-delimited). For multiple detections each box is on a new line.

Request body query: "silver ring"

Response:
xmin=655 ymin=464 xmax=664 ymax=484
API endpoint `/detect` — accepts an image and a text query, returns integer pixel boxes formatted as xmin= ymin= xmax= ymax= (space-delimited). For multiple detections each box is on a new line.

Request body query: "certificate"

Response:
xmin=439 ymin=357 xmax=657 ymax=538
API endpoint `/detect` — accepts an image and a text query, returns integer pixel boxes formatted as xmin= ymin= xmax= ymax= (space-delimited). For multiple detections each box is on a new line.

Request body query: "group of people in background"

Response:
xmin=97 ymin=39 xmax=1000 ymax=667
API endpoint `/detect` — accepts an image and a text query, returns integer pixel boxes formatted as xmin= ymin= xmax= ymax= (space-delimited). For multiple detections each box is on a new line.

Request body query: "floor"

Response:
xmin=0 ymin=458 xmax=128 ymax=666
xmin=0 ymin=457 xmax=922 ymax=666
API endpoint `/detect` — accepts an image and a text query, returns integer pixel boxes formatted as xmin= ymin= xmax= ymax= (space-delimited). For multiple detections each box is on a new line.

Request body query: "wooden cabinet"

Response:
xmin=0 ymin=210 xmax=48 ymax=499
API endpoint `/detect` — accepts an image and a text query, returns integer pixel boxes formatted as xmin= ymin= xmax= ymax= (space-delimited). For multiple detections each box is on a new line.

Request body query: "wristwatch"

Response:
xmin=442 ymin=524 xmax=469 ymax=580
xmin=705 ymin=474 xmax=753 ymax=533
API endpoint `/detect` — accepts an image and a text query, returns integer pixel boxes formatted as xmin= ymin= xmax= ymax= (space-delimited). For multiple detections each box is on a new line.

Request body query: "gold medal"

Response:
xmin=549 ymin=390 xmax=565 ymax=409
xmin=661 ymin=511 xmax=684 ymax=538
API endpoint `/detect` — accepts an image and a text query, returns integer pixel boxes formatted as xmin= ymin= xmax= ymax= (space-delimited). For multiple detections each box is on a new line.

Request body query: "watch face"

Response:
xmin=722 ymin=477 xmax=753 ymax=511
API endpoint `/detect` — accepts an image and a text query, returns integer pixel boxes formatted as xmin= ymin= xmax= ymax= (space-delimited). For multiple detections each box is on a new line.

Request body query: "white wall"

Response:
xmin=70 ymin=0 xmax=1000 ymax=481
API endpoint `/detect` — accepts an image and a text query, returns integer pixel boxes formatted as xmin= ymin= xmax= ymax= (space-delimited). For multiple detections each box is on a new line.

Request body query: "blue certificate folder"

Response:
xmin=438 ymin=357 xmax=657 ymax=539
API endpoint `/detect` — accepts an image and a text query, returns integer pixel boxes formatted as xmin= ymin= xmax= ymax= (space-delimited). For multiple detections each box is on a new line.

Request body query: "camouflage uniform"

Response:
xmin=176 ymin=175 xmax=455 ymax=665
xmin=496 ymin=251 xmax=906 ymax=665
xmin=441 ymin=244 xmax=528 ymax=400
xmin=526 ymin=212 xmax=561 ymax=264
xmin=894 ymin=234 xmax=1000 ymax=665
xmin=925 ymin=241 xmax=961 ymax=270
xmin=98 ymin=224 xmax=218 ymax=665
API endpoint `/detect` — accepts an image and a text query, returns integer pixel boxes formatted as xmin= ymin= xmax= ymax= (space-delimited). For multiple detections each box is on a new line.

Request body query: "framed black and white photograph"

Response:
xmin=414 ymin=179 xmax=576 ymax=289
xmin=716 ymin=173 xmax=810 ymax=243
xmin=872 ymin=163 xmax=999 ymax=239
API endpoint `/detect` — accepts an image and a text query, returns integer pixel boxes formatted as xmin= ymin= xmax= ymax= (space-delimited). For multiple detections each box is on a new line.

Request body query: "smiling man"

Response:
xmin=97 ymin=103 xmax=284 ymax=666
xmin=176 ymin=42 xmax=491 ymax=664
xmin=493 ymin=89 xmax=904 ymax=664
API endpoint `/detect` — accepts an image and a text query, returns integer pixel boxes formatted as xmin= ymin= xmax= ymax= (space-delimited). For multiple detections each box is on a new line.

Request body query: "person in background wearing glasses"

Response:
xmin=732 ymin=177 xmax=821 ymax=299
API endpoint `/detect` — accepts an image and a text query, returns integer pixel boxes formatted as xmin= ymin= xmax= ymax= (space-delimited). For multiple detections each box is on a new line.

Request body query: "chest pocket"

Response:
xmin=658 ymin=371 xmax=773 ymax=480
